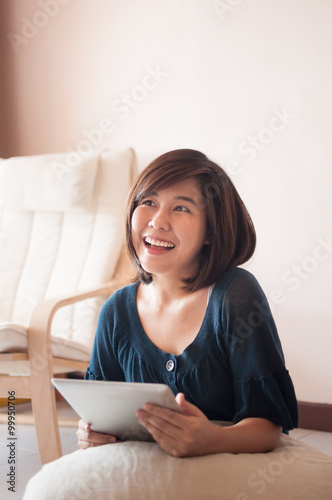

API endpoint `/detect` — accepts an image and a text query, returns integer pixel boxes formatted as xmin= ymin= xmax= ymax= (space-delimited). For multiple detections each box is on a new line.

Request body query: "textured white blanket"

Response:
xmin=24 ymin=435 xmax=332 ymax=500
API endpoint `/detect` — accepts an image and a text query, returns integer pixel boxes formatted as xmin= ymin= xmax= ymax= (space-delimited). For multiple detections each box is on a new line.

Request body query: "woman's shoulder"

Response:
xmin=100 ymin=281 xmax=139 ymax=315
xmin=112 ymin=281 xmax=139 ymax=299
xmin=214 ymin=266 xmax=262 ymax=293
xmin=212 ymin=266 xmax=268 ymax=312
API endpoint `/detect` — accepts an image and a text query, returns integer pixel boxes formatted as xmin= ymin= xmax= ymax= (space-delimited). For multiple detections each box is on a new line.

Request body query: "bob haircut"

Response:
xmin=125 ymin=149 xmax=256 ymax=292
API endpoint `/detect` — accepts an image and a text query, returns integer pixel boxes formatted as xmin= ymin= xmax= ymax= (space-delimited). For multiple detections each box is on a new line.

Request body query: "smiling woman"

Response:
xmin=79 ymin=149 xmax=298 ymax=458
xmin=131 ymin=178 xmax=208 ymax=283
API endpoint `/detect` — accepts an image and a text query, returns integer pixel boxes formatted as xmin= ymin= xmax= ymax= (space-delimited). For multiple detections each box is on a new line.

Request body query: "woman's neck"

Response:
xmin=143 ymin=276 xmax=189 ymax=309
xmin=139 ymin=274 xmax=210 ymax=314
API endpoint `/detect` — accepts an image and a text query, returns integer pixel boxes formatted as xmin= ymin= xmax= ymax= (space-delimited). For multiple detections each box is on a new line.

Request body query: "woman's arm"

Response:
xmin=213 ymin=417 xmax=282 ymax=454
xmin=137 ymin=393 xmax=282 ymax=458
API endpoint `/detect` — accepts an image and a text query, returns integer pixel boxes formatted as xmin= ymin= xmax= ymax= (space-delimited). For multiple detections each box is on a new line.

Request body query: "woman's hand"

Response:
xmin=76 ymin=419 xmax=118 ymax=450
xmin=136 ymin=393 xmax=220 ymax=457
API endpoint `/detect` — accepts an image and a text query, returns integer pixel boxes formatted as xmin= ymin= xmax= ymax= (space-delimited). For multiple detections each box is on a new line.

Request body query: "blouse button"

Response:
xmin=166 ymin=360 xmax=175 ymax=372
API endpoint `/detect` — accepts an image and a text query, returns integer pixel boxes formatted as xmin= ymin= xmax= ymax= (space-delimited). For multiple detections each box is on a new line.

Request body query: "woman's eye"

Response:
xmin=174 ymin=205 xmax=190 ymax=213
xmin=141 ymin=199 xmax=155 ymax=207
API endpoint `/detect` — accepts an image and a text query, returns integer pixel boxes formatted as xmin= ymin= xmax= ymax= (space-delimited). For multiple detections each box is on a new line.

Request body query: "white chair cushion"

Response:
xmin=23 ymin=434 xmax=332 ymax=500
xmin=0 ymin=323 xmax=90 ymax=362
xmin=0 ymin=151 xmax=99 ymax=212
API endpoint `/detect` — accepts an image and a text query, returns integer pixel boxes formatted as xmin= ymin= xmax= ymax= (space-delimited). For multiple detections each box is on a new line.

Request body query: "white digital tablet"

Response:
xmin=51 ymin=378 xmax=182 ymax=441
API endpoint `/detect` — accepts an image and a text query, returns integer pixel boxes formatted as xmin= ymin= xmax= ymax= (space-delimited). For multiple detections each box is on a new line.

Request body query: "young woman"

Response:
xmin=77 ymin=149 xmax=298 ymax=457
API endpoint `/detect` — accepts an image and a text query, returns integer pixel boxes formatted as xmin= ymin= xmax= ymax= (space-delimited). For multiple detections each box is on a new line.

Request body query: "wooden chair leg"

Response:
xmin=27 ymin=298 xmax=65 ymax=464
xmin=30 ymin=368 xmax=62 ymax=464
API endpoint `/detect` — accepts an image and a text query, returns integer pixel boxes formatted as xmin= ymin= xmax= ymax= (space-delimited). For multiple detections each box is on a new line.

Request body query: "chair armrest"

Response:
xmin=27 ymin=279 xmax=122 ymax=368
xmin=32 ymin=280 xmax=120 ymax=325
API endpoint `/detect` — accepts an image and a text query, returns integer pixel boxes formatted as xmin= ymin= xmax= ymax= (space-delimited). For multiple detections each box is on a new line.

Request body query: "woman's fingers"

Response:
xmin=76 ymin=419 xmax=117 ymax=449
xmin=137 ymin=405 xmax=185 ymax=439
xmin=136 ymin=396 xmax=218 ymax=457
xmin=137 ymin=395 xmax=205 ymax=434
xmin=175 ymin=393 xmax=205 ymax=417
xmin=77 ymin=419 xmax=90 ymax=432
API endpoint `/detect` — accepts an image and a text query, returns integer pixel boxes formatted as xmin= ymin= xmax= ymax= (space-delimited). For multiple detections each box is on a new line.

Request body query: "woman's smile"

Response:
xmin=143 ymin=237 xmax=176 ymax=255
xmin=143 ymin=235 xmax=176 ymax=250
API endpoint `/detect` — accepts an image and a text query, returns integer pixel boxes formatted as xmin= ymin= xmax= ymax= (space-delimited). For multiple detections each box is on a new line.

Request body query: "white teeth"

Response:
xmin=145 ymin=236 xmax=175 ymax=248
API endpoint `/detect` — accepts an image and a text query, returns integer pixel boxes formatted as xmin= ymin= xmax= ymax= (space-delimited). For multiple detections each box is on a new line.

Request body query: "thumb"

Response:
xmin=175 ymin=393 xmax=204 ymax=417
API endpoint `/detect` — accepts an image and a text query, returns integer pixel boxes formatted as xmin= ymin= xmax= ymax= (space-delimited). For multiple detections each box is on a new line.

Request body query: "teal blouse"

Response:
xmin=85 ymin=267 xmax=298 ymax=432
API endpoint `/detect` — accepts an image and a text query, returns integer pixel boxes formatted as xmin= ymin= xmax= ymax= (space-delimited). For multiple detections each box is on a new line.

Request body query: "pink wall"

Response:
xmin=1 ymin=0 xmax=332 ymax=404
xmin=1 ymin=0 xmax=91 ymax=156
xmin=0 ymin=3 xmax=20 ymax=157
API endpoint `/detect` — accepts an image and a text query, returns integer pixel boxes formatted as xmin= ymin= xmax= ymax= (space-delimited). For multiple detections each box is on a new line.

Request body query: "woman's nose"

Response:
xmin=148 ymin=210 xmax=170 ymax=231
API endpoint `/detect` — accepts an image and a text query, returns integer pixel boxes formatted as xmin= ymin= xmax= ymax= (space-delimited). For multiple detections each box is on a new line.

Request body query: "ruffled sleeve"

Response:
xmin=233 ymin=372 xmax=298 ymax=431
xmin=220 ymin=269 xmax=298 ymax=432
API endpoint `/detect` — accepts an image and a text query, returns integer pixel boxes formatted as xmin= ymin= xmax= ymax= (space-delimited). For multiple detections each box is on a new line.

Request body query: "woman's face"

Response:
xmin=131 ymin=178 xmax=208 ymax=282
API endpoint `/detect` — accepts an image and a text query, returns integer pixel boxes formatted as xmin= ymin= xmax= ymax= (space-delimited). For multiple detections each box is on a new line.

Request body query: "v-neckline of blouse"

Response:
xmin=131 ymin=282 xmax=216 ymax=361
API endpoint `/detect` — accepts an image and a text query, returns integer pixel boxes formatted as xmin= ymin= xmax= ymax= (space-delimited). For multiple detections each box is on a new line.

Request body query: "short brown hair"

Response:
xmin=125 ymin=149 xmax=256 ymax=291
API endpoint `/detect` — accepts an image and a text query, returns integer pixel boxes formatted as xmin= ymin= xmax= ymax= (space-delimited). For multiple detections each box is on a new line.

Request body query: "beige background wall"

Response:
xmin=1 ymin=0 xmax=331 ymax=404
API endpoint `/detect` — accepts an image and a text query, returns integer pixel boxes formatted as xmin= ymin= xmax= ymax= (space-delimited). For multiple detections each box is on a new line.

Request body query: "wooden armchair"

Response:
xmin=0 ymin=149 xmax=136 ymax=464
